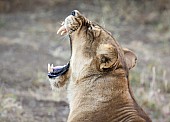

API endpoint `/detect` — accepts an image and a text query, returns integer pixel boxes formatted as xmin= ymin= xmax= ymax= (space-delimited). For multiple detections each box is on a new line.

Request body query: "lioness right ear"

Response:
xmin=97 ymin=44 xmax=118 ymax=71
xmin=123 ymin=48 xmax=137 ymax=70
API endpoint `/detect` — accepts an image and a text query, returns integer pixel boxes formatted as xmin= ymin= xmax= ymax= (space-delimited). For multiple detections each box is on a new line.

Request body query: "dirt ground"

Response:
xmin=0 ymin=1 xmax=170 ymax=122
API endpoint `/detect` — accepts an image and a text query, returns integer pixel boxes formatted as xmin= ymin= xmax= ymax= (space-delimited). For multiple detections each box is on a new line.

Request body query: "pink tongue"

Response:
xmin=53 ymin=66 xmax=65 ymax=70
xmin=57 ymin=25 xmax=67 ymax=35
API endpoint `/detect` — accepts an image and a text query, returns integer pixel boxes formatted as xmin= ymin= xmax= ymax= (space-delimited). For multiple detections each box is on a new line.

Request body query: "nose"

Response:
xmin=71 ymin=10 xmax=76 ymax=16
xmin=71 ymin=10 xmax=79 ymax=16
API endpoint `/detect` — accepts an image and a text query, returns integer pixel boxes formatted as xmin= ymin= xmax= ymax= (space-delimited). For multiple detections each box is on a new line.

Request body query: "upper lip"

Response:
xmin=57 ymin=15 xmax=74 ymax=35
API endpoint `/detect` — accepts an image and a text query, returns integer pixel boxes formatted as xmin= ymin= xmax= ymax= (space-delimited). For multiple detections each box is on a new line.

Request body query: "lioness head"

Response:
xmin=52 ymin=10 xmax=137 ymax=81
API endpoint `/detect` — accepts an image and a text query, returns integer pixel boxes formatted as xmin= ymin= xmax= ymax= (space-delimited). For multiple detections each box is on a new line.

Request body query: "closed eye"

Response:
xmin=88 ymin=26 xmax=92 ymax=30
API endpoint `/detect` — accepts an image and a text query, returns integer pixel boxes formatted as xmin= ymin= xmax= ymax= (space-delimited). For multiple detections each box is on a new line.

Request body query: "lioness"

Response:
xmin=48 ymin=10 xmax=152 ymax=122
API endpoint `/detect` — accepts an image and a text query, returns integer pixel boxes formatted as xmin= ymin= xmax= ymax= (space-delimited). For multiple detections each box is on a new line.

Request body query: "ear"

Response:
xmin=97 ymin=44 xmax=118 ymax=71
xmin=123 ymin=48 xmax=137 ymax=70
xmin=92 ymin=26 xmax=101 ymax=37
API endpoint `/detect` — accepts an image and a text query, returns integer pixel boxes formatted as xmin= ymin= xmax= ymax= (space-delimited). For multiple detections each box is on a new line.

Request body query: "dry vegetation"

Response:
xmin=0 ymin=0 xmax=170 ymax=122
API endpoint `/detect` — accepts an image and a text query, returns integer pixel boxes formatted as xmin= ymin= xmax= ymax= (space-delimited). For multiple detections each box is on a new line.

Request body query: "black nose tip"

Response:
xmin=71 ymin=10 xmax=76 ymax=16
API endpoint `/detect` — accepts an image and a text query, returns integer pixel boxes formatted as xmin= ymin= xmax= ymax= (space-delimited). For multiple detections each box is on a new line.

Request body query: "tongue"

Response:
xmin=57 ymin=25 xmax=67 ymax=35
xmin=48 ymin=63 xmax=70 ymax=78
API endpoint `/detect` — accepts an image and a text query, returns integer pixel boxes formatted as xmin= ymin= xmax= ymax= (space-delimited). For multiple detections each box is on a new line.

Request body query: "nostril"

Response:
xmin=71 ymin=10 xmax=76 ymax=16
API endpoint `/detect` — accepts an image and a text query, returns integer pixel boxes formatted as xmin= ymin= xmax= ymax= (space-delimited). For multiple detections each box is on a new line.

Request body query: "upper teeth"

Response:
xmin=57 ymin=25 xmax=67 ymax=35
xmin=48 ymin=63 xmax=54 ymax=73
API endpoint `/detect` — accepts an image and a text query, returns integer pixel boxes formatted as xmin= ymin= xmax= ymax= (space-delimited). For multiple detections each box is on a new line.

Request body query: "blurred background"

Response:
xmin=0 ymin=0 xmax=170 ymax=122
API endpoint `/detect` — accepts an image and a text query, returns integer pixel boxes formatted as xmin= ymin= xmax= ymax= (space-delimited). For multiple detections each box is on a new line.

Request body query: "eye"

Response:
xmin=71 ymin=10 xmax=76 ymax=16
xmin=88 ymin=26 xmax=92 ymax=30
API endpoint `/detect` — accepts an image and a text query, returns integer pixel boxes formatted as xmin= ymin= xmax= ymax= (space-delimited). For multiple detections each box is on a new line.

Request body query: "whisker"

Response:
xmin=101 ymin=17 xmax=106 ymax=28
xmin=58 ymin=21 xmax=64 ymax=25
xmin=62 ymin=34 xmax=69 ymax=41
xmin=59 ymin=35 xmax=67 ymax=42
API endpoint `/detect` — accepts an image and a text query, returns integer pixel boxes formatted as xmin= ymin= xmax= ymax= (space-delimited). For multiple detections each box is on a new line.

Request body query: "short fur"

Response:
xmin=49 ymin=10 xmax=152 ymax=122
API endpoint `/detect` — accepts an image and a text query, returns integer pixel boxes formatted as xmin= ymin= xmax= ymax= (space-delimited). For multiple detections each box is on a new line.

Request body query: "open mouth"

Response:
xmin=48 ymin=10 xmax=80 ymax=79
xmin=48 ymin=63 xmax=70 ymax=78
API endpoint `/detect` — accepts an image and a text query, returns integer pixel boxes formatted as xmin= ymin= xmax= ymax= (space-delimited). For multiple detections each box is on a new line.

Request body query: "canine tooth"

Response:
xmin=61 ymin=31 xmax=64 ymax=35
xmin=61 ymin=21 xmax=64 ymax=25
xmin=57 ymin=25 xmax=66 ymax=35
xmin=48 ymin=64 xmax=54 ymax=73
xmin=61 ymin=31 xmax=66 ymax=35
xmin=48 ymin=63 xmax=51 ymax=73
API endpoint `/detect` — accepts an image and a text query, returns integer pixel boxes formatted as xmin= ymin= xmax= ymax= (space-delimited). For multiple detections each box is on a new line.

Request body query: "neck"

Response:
xmin=68 ymin=74 xmax=151 ymax=122
xmin=69 ymin=74 xmax=133 ymax=109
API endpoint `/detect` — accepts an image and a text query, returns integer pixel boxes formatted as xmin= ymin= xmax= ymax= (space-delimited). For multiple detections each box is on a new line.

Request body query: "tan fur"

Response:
xmin=50 ymin=10 xmax=152 ymax=122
